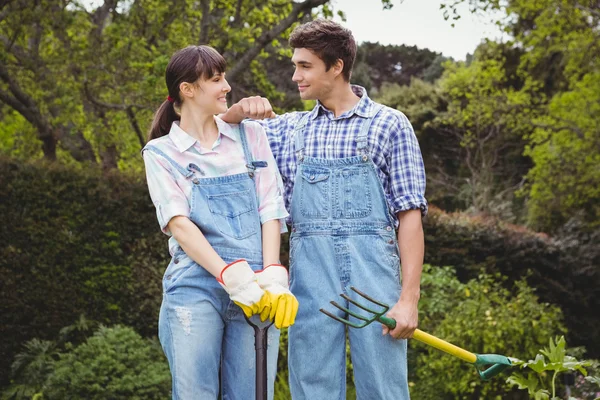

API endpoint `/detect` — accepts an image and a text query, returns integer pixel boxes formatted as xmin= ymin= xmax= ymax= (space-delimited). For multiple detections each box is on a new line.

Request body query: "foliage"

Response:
xmin=2 ymin=156 xmax=599 ymax=388
xmin=0 ymin=156 xmax=163 ymax=386
xmin=507 ymin=336 xmax=598 ymax=400
xmin=424 ymin=205 xmax=600 ymax=359
xmin=3 ymin=325 xmax=170 ymax=400
xmin=43 ymin=325 xmax=170 ymax=399
xmin=411 ymin=265 xmax=566 ymax=399
xmin=440 ymin=0 xmax=600 ymax=233
xmin=353 ymin=42 xmax=442 ymax=92
xmin=433 ymin=54 xmax=534 ymax=219
xmin=523 ymin=72 xmax=600 ymax=231
xmin=0 ymin=0 xmax=333 ymax=167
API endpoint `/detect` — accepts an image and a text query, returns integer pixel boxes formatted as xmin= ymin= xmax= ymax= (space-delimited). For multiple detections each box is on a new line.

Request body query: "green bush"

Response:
xmin=423 ymin=206 xmax=600 ymax=358
xmin=0 ymin=156 xmax=168 ymax=385
xmin=43 ymin=325 xmax=170 ymax=399
xmin=411 ymin=265 xmax=566 ymax=399
xmin=3 ymin=325 xmax=170 ymax=400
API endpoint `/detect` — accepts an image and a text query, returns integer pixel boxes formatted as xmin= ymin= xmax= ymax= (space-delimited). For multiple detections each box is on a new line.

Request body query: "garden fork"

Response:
xmin=320 ymin=286 xmax=513 ymax=380
xmin=244 ymin=316 xmax=273 ymax=400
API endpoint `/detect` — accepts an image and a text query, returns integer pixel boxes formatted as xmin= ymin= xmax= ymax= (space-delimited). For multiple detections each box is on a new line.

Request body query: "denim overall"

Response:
xmin=143 ymin=123 xmax=279 ymax=400
xmin=288 ymin=105 xmax=410 ymax=400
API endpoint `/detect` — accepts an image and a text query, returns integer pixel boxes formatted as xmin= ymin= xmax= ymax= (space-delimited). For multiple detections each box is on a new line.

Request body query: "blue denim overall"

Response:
xmin=143 ymin=123 xmax=279 ymax=400
xmin=288 ymin=105 xmax=410 ymax=400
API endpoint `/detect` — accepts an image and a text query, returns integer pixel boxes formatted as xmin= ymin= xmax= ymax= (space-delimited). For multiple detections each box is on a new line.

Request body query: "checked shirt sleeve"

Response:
xmin=387 ymin=111 xmax=428 ymax=216
xmin=142 ymin=150 xmax=190 ymax=234
xmin=254 ymin=111 xmax=305 ymax=159
xmin=245 ymin=121 xmax=289 ymax=233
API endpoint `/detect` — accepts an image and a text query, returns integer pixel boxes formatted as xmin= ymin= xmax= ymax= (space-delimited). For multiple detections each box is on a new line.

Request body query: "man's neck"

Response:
xmin=319 ymin=83 xmax=360 ymax=118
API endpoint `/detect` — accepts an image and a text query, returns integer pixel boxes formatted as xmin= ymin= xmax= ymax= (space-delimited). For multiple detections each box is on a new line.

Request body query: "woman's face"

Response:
xmin=190 ymin=71 xmax=231 ymax=115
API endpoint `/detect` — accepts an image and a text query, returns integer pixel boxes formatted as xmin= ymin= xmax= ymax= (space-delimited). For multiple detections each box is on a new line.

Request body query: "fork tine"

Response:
xmin=319 ymin=308 xmax=364 ymax=328
xmin=350 ymin=286 xmax=389 ymax=309
xmin=341 ymin=294 xmax=386 ymax=315
xmin=330 ymin=301 xmax=371 ymax=322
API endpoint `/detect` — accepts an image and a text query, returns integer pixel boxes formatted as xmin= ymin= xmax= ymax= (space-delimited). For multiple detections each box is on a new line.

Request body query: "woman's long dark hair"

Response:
xmin=147 ymin=45 xmax=227 ymax=142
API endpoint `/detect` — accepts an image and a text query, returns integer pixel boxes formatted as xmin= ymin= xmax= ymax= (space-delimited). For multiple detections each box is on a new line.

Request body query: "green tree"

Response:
xmin=442 ymin=0 xmax=600 ymax=232
xmin=353 ymin=42 xmax=441 ymax=92
xmin=524 ymin=72 xmax=600 ymax=231
xmin=0 ymin=0 xmax=334 ymax=168
xmin=433 ymin=55 xmax=533 ymax=219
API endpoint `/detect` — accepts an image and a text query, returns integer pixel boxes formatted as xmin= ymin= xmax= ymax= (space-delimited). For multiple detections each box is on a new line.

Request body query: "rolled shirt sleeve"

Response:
xmin=245 ymin=121 xmax=289 ymax=232
xmin=388 ymin=111 xmax=428 ymax=216
xmin=142 ymin=150 xmax=190 ymax=234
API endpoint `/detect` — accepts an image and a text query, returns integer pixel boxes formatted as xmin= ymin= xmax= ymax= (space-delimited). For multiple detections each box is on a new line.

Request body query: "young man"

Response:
xmin=223 ymin=19 xmax=427 ymax=400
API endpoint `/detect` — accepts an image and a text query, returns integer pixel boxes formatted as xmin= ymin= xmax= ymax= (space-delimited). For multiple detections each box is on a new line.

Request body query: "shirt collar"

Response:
xmin=311 ymin=85 xmax=373 ymax=120
xmin=168 ymin=117 xmax=237 ymax=153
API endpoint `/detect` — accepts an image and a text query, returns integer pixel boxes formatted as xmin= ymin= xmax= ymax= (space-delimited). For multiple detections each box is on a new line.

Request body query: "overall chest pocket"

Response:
xmin=208 ymin=190 xmax=259 ymax=239
xmin=299 ymin=168 xmax=330 ymax=219
xmin=340 ymin=167 xmax=372 ymax=218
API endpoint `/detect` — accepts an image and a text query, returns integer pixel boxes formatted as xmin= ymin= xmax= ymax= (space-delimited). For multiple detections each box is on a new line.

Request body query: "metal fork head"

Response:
xmin=319 ymin=286 xmax=390 ymax=328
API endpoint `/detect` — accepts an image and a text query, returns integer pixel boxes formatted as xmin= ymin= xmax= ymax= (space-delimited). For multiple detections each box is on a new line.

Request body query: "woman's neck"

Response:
xmin=179 ymin=108 xmax=219 ymax=148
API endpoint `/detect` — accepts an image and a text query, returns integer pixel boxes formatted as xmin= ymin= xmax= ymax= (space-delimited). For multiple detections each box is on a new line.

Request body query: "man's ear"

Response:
xmin=332 ymin=59 xmax=344 ymax=78
xmin=179 ymin=81 xmax=195 ymax=99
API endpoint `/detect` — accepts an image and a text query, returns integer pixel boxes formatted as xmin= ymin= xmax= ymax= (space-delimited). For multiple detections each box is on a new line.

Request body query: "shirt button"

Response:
xmin=192 ymin=178 xmax=199 ymax=184
xmin=174 ymin=258 xmax=179 ymax=264
xmin=386 ymin=226 xmax=392 ymax=231
xmin=310 ymin=175 xmax=315 ymax=180
xmin=388 ymin=239 xmax=394 ymax=244
xmin=362 ymin=155 xmax=368 ymax=162
xmin=166 ymin=275 xmax=172 ymax=280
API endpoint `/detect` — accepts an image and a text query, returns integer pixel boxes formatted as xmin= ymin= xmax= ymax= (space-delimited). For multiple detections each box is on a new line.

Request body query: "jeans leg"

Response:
xmin=159 ymin=290 xmax=224 ymax=399
xmin=288 ymin=235 xmax=348 ymax=400
xmin=347 ymin=234 xmax=410 ymax=400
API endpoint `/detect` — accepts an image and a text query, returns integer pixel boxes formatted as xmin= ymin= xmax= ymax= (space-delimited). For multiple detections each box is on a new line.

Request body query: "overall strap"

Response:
xmin=293 ymin=112 xmax=311 ymax=162
xmin=356 ymin=104 xmax=384 ymax=155
xmin=142 ymin=145 xmax=194 ymax=179
xmin=238 ymin=122 xmax=267 ymax=178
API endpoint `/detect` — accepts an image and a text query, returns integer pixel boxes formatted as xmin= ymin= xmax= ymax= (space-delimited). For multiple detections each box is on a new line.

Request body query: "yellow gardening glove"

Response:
xmin=255 ymin=264 xmax=299 ymax=329
xmin=217 ymin=260 xmax=271 ymax=318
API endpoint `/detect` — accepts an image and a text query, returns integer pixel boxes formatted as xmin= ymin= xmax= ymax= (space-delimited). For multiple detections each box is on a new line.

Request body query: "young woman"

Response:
xmin=142 ymin=45 xmax=298 ymax=400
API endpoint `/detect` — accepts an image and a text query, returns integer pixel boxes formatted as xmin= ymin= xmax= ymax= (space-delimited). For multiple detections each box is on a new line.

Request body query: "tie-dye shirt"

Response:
xmin=143 ymin=117 xmax=288 ymax=255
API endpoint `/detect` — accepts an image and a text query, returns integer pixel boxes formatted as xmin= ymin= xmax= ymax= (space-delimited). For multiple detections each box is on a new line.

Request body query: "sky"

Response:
xmin=332 ymin=0 xmax=507 ymax=60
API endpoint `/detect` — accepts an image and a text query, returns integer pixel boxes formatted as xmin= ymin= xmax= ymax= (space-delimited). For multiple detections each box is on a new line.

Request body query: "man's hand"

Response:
xmin=220 ymin=96 xmax=276 ymax=123
xmin=382 ymin=297 xmax=418 ymax=339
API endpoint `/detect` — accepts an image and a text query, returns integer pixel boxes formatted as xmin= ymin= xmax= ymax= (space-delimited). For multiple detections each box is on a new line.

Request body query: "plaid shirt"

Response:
xmin=258 ymin=85 xmax=427 ymax=225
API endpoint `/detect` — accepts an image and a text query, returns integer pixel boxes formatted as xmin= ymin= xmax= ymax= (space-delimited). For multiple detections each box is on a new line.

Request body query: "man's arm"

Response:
xmin=381 ymin=109 xmax=427 ymax=339
xmin=220 ymin=96 xmax=275 ymax=124
xmin=383 ymin=209 xmax=424 ymax=339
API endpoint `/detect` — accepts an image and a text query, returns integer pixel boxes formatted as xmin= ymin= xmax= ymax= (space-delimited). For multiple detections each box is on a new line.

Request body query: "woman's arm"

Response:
xmin=261 ymin=219 xmax=281 ymax=267
xmin=168 ymin=216 xmax=227 ymax=278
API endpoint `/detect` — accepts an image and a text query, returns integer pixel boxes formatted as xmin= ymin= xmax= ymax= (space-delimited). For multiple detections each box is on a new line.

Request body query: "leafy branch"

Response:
xmin=507 ymin=336 xmax=598 ymax=400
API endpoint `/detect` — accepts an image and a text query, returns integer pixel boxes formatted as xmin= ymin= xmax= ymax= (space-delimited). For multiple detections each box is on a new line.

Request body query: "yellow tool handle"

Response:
xmin=412 ymin=329 xmax=477 ymax=363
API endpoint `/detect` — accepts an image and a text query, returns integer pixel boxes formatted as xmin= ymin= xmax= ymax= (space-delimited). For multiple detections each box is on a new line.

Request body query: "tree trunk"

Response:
xmin=41 ymin=132 xmax=57 ymax=161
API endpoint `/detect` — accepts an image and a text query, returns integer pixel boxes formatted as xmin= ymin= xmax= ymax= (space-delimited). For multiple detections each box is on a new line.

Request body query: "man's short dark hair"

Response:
xmin=289 ymin=19 xmax=357 ymax=82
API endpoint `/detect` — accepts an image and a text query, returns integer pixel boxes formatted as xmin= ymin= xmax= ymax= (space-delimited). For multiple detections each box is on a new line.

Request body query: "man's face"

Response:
xmin=291 ymin=48 xmax=339 ymax=100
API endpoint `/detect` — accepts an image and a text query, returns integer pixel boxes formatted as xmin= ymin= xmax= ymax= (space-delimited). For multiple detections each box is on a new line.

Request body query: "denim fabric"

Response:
xmin=288 ymin=106 xmax=410 ymax=400
xmin=144 ymin=123 xmax=280 ymax=400
xmin=258 ymin=86 xmax=428 ymax=223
